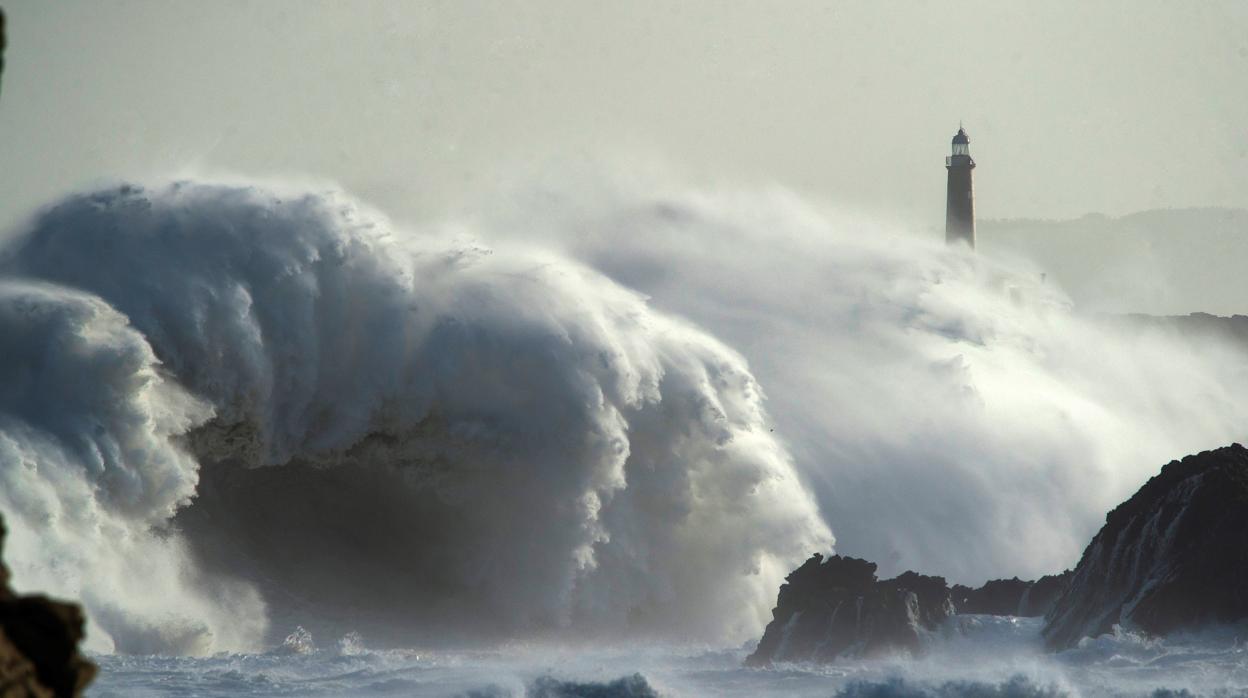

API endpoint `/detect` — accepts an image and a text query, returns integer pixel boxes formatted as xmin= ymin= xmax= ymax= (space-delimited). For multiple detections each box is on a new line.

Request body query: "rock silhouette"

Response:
xmin=0 ymin=516 xmax=96 ymax=697
xmin=951 ymin=571 xmax=1071 ymax=617
xmin=748 ymin=557 xmax=1073 ymax=665
xmin=1043 ymin=444 xmax=1248 ymax=649
xmin=746 ymin=555 xmax=955 ymax=665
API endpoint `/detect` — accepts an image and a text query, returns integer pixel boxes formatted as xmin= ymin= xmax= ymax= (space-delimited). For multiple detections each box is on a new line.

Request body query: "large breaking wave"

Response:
xmin=2 ymin=176 xmax=1247 ymax=658
xmin=0 ymin=181 xmax=828 ymax=653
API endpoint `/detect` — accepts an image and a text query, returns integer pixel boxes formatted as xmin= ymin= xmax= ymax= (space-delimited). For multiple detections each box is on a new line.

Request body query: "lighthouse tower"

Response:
xmin=945 ymin=126 xmax=976 ymax=248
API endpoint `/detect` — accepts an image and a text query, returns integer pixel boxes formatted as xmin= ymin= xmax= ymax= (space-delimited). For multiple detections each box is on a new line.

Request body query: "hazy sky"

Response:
xmin=2 ymin=1 xmax=1247 ymax=229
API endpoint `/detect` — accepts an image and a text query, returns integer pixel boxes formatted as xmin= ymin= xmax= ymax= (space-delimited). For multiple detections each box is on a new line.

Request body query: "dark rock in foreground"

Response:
xmin=951 ymin=571 xmax=1071 ymax=618
xmin=748 ymin=554 xmax=1075 ymax=665
xmin=1043 ymin=444 xmax=1248 ymax=650
xmin=746 ymin=554 xmax=955 ymax=665
xmin=0 ymin=517 xmax=96 ymax=697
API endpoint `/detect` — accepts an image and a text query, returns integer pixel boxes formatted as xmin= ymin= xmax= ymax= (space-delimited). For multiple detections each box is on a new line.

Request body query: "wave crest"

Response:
xmin=0 ymin=181 xmax=829 ymax=652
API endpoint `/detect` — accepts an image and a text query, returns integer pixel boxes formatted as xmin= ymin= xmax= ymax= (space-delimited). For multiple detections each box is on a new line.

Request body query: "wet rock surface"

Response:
xmin=0 ymin=517 xmax=95 ymax=697
xmin=1043 ymin=444 xmax=1248 ymax=650
xmin=951 ymin=571 xmax=1071 ymax=618
xmin=748 ymin=556 xmax=1074 ymax=665
xmin=746 ymin=555 xmax=955 ymax=665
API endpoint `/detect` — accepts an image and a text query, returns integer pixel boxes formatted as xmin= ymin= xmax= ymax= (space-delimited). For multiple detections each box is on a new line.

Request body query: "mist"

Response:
xmin=469 ymin=173 xmax=1248 ymax=583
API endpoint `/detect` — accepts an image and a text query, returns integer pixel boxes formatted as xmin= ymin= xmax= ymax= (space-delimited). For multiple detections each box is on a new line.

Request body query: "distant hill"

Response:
xmin=980 ymin=208 xmax=1248 ymax=316
xmin=1093 ymin=312 xmax=1248 ymax=359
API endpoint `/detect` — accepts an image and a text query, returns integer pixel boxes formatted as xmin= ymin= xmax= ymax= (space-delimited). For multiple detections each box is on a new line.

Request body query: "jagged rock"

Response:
xmin=0 ymin=517 xmax=95 ymax=697
xmin=746 ymin=554 xmax=954 ymax=665
xmin=951 ymin=571 xmax=1071 ymax=617
xmin=1043 ymin=444 xmax=1248 ymax=649
xmin=1026 ymin=572 xmax=1074 ymax=617
xmin=951 ymin=578 xmax=1028 ymax=616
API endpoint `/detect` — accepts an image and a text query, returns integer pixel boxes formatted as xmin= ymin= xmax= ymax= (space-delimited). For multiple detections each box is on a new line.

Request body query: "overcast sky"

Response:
xmin=2 ymin=1 xmax=1247 ymax=230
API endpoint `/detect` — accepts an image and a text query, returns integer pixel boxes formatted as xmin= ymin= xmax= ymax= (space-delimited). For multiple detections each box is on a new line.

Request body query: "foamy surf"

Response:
xmin=89 ymin=617 xmax=1248 ymax=697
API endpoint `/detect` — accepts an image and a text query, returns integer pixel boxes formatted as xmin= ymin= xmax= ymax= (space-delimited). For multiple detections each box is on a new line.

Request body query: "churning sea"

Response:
xmin=89 ymin=616 xmax=1248 ymax=697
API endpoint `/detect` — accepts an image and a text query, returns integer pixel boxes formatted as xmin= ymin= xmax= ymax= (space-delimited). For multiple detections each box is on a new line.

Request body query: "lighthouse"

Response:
xmin=945 ymin=126 xmax=976 ymax=248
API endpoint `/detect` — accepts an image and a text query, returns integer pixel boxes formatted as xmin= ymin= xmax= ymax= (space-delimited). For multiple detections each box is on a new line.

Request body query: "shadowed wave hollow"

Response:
xmin=0 ymin=180 xmax=830 ymax=653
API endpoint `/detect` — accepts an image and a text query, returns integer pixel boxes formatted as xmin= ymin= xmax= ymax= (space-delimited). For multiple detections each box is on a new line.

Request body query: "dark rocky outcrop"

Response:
xmin=951 ymin=571 xmax=1071 ymax=618
xmin=0 ymin=517 xmax=96 ymax=697
xmin=748 ymin=554 xmax=1078 ymax=665
xmin=746 ymin=554 xmax=955 ymax=665
xmin=1043 ymin=444 xmax=1248 ymax=650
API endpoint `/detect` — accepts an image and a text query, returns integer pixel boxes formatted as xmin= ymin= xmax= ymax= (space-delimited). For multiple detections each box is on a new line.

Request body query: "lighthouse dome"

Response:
xmin=952 ymin=127 xmax=970 ymax=145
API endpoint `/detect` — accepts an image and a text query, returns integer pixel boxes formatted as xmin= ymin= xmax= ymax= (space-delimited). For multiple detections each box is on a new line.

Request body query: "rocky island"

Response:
xmin=746 ymin=555 xmax=1066 ymax=665
xmin=751 ymin=443 xmax=1248 ymax=664
xmin=745 ymin=555 xmax=952 ymax=665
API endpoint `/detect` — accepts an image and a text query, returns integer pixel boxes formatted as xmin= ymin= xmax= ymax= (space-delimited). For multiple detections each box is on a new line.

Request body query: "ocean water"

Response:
xmin=89 ymin=617 xmax=1248 ymax=697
